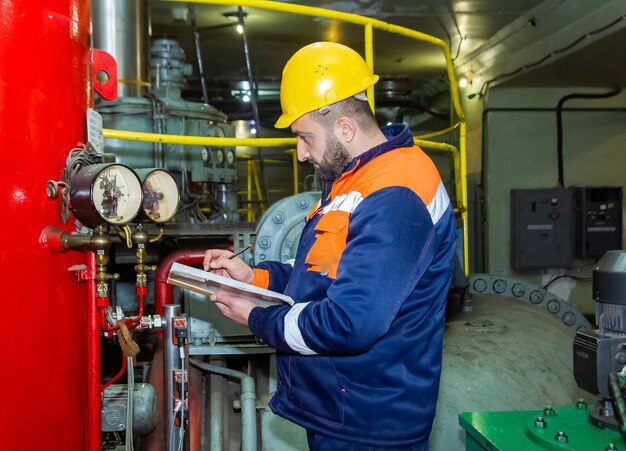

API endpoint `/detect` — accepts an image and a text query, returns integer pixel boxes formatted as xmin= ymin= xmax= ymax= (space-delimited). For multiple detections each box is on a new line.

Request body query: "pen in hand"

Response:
xmin=208 ymin=243 xmax=253 ymax=272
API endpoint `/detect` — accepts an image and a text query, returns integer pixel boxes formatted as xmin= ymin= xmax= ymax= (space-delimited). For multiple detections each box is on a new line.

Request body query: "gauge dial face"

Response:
xmin=142 ymin=169 xmax=179 ymax=223
xmin=216 ymin=149 xmax=225 ymax=164
xmin=226 ymin=149 xmax=235 ymax=165
xmin=92 ymin=165 xmax=142 ymax=224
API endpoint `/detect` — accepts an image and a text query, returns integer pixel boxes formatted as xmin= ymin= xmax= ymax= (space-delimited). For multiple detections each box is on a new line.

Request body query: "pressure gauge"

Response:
xmin=136 ymin=168 xmax=180 ymax=223
xmin=226 ymin=149 xmax=235 ymax=166
xmin=216 ymin=149 xmax=225 ymax=165
xmin=70 ymin=164 xmax=142 ymax=227
xmin=201 ymin=147 xmax=210 ymax=163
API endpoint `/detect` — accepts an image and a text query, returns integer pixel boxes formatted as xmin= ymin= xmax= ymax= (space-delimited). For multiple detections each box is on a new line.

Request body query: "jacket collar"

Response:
xmin=345 ymin=123 xmax=413 ymax=173
xmin=320 ymin=124 xmax=413 ymax=200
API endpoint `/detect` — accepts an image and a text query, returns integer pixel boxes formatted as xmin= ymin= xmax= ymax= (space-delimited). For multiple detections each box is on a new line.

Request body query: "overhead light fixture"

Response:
xmin=250 ymin=128 xmax=257 ymax=135
xmin=459 ymin=77 xmax=468 ymax=88
xmin=242 ymin=94 xmax=250 ymax=102
xmin=236 ymin=24 xmax=244 ymax=34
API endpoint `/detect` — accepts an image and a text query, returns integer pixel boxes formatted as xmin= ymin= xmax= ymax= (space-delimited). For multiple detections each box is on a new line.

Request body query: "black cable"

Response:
xmin=238 ymin=7 xmax=269 ymax=208
xmin=543 ymin=274 xmax=592 ymax=290
xmin=189 ymin=5 xmax=209 ymax=105
xmin=469 ymin=14 xmax=626 ymax=99
xmin=555 ymin=89 xmax=621 ymax=187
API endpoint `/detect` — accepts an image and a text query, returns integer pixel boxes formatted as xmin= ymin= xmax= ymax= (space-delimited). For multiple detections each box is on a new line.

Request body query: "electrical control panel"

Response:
xmin=511 ymin=188 xmax=574 ymax=269
xmin=574 ymin=187 xmax=622 ymax=259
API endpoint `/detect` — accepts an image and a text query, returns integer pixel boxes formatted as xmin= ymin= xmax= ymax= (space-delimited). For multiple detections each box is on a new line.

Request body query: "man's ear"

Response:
xmin=335 ymin=116 xmax=356 ymax=143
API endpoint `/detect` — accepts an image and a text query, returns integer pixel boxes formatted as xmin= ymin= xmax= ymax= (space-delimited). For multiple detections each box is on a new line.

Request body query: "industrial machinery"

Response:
xmin=574 ymin=250 xmax=626 ymax=431
xmin=459 ymin=251 xmax=626 ymax=450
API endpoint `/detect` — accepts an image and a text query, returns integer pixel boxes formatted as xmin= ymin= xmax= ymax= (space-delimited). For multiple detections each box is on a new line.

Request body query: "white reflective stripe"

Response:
xmin=284 ymin=259 xmax=295 ymax=267
xmin=427 ymin=180 xmax=451 ymax=225
xmin=284 ymin=302 xmax=317 ymax=355
xmin=321 ymin=191 xmax=363 ymax=214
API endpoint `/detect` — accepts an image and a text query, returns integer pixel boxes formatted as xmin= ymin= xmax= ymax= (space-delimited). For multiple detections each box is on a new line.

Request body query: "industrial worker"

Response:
xmin=203 ymin=42 xmax=456 ymax=450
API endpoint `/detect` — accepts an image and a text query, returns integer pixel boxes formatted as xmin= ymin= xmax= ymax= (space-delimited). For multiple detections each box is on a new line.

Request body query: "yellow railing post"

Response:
xmin=364 ymin=23 xmax=375 ymax=112
xmin=247 ymin=160 xmax=254 ymax=222
xmin=251 ymin=161 xmax=266 ymax=212
xmin=286 ymin=149 xmax=299 ymax=194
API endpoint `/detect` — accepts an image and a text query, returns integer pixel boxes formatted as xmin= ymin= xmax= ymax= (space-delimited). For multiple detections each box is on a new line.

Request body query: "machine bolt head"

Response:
xmin=554 ymin=431 xmax=568 ymax=443
xmin=534 ymin=416 xmax=547 ymax=428
xmin=543 ymin=405 xmax=556 ymax=416
xmin=272 ymin=212 xmax=285 ymax=224
xmin=118 ymin=423 xmax=125 ymax=430
xmin=576 ymin=398 xmax=588 ymax=409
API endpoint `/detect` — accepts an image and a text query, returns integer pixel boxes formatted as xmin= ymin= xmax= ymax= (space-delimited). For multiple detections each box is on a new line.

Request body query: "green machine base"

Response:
xmin=459 ymin=404 xmax=624 ymax=451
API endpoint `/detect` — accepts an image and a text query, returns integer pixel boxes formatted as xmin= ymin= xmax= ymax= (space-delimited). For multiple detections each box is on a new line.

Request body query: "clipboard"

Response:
xmin=167 ymin=262 xmax=294 ymax=308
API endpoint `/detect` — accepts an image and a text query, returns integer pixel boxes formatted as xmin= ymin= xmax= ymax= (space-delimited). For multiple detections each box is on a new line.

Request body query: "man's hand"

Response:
xmin=203 ymin=249 xmax=254 ymax=283
xmin=210 ymin=293 xmax=255 ymax=327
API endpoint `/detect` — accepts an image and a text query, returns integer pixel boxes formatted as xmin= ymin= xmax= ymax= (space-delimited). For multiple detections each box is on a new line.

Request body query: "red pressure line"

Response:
xmin=100 ymin=355 xmax=128 ymax=392
xmin=100 ymin=289 xmax=147 ymax=332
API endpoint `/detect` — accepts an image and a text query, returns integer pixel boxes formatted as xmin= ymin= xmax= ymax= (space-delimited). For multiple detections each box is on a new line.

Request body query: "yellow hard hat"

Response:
xmin=275 ymin=42 xmax=379 ymax=129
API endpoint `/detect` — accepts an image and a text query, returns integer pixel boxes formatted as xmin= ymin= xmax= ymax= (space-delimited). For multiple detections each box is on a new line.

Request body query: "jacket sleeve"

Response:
xmin=251 ymin=260 xmax=294 ymax=292
xmin=248 ymin=186 xmax=452 ymax=355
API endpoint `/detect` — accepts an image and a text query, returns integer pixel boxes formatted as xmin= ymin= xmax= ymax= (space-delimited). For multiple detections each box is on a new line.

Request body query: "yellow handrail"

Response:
xmin=415 ymin=123 xmax=460 ymax=141
xmin=104 ymin=0 xmax=468 ymax=275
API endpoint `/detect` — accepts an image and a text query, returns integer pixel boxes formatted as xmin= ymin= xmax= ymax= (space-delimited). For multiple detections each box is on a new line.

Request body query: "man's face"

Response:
xmin=291 ymin=114 xmax=352 ymax=181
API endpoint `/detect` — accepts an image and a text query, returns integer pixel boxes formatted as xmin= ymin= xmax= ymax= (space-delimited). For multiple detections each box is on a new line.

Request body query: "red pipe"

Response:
xmin=87 ymin=251 xmax=100 ymax=451
xmin=101 ymin=355 xmax=128 ymax=392
xmin=133 ymin=285 xmax=147 ymax=323
xmin=155 ymin=249 xmax=207 ymax=315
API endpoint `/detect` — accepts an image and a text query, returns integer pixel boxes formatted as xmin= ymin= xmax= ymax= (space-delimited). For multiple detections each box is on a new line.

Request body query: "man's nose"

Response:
xmin=296 ymin=144 xmax=309 ymax=162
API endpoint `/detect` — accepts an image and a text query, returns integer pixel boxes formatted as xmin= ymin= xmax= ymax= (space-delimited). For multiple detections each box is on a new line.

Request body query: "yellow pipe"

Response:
xmin=247 ymin=160 xmax=254 ymax=222
xmin=103 ymin=128 xmax=296 ymax=147
xmin=415 ymin=123 xmax=460 ymax=141
xmin=104 ymin=128 xmax=458 ymax=155
xmin=414 ymin=139 xmax=458 ymax=153
xmin=459 ymin=121 xmax=469 ymax=276
xmin=117 ymin=77 xmax=151 ymax=88
xmin=364 ymin=23 xmax=375 ymax=112
xmin=251 ymin=161 xmax=266 ymax=211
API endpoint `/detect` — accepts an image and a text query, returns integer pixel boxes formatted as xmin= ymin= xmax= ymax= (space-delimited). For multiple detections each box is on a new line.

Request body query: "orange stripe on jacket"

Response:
xmin=251 ymin=268 xmax=270 ymax=289
xmin=305 ymin=146 xmax=440 ymax=279
xmin=304 ymin=210 xmax=350 ymax=279
xmin=331 ymin=146 xmax=440 ymax=206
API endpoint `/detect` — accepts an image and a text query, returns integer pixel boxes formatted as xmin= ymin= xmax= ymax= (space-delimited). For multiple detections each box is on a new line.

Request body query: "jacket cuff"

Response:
xmin=248 ymin=306 xmax=264 ymax=337
xmin=251 ymin=268 xmax=270 ymax=288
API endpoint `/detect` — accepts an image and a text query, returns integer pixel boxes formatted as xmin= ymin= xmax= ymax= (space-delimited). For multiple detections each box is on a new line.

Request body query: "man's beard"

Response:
xmin=316 ymin=133 xmax=352 ymax=183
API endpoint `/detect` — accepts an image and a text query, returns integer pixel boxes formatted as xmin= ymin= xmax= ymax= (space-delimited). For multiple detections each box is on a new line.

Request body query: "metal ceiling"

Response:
xmin=148 ymin=0 xmax=626 ymax=121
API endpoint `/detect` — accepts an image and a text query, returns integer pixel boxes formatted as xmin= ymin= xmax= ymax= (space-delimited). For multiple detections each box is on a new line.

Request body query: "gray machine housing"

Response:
xmin=574 ymin=251 xmax=626 ymax=425
xmin=101 ymin=383 xmax=157 ymax=435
